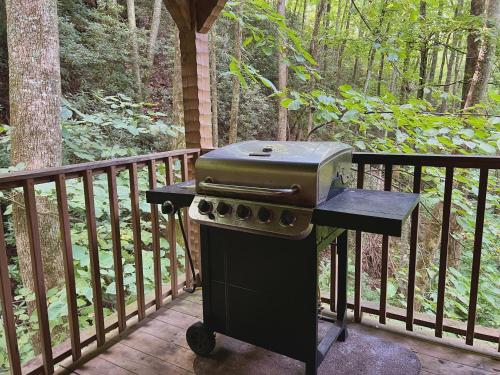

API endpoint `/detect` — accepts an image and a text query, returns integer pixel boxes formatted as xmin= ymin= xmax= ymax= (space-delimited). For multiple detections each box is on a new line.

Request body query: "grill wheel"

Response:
xmin=186 ymin=322 xmax=216 ymax=356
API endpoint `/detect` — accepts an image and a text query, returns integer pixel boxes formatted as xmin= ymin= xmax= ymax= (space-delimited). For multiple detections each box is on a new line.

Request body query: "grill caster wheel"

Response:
xmin=186 ymin=322 xmax=215 ymax=356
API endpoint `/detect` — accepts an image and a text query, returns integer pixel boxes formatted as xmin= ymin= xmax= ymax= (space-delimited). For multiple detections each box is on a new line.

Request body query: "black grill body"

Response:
xmin=147 ymin=168 xmax=418 ymax=375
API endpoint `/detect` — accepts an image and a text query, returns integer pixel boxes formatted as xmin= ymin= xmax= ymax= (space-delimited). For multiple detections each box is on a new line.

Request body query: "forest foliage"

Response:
xmin=0 ymin=0 xmax=499 ymax=370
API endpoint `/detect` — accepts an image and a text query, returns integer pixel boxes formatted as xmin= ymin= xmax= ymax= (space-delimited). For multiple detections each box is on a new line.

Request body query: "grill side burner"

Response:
xmin=146 ymin=141 xmax=419 ymax=375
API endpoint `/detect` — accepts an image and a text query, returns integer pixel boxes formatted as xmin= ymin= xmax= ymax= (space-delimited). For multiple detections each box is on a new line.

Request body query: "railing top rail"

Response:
xmin=353 ymin=152 xmax=500 ymax=169
xmin=0 ymin=148 xmax=200 ymax=190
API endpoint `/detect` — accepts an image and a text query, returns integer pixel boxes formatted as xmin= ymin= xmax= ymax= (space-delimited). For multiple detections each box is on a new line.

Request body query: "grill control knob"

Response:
xmin=280 ymin=210 xmax=296 ymax=227
xmin=236 ymin=205 xmax=252 ymax=220
xmin=257 ymin=207 xmax=273 ymax=223
xmin=216 ymin=201 xmax=232 ymax=216
xmin=198 ymin=199 xmax=213 ymax=215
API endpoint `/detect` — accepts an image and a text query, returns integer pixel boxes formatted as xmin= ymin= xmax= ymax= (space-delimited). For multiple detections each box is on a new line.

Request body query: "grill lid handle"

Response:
xmin=199 ymin=181 xmax=301 ymax=197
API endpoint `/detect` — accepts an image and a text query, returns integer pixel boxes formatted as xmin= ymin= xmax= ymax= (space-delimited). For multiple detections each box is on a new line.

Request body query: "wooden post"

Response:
xmin=164 ymin=0 xmax=227 ymax=278
xmin=164 ymin=0 xmax=228 ymax=149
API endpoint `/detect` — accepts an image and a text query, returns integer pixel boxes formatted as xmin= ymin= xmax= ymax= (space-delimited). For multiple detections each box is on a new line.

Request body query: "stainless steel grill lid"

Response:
xmin=195 ymin=141 xmax=352 ymax=208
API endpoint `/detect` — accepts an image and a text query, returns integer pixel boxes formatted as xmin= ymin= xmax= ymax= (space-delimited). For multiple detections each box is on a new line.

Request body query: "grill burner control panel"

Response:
xmin=189 ymin=195 xmax=314 ymax=239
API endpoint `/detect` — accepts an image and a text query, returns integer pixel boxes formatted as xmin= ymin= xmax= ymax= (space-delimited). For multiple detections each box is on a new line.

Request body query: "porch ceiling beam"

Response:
xmin=163 ymin=0 xmax=191 ymax=30
xmin=196 ymin=0 xmax=228 ymax=33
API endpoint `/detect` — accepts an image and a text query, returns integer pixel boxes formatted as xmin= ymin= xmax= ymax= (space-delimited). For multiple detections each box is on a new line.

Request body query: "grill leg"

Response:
xmin=336 ymin=230 xmax=348 ymax=342
xmin=306 ymin=361 xmax=317 ymax=375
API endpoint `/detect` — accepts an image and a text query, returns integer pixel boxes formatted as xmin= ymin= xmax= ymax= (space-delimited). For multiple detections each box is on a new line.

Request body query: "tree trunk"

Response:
xmin=452 ymin=52 xmax=464 ymax=109
xmin=334 ymin=0 xmax=352 ymax=88
xmin=417 ymin=0 xmax=428 ymax=100
xmin=440 ymin=0 xmax=463 ymax=111
xmin=306 ymin=0 xmax=326 ymax=138
xmin=399 ymin=43 xmax=412 ymax=103
xmin=127 ymin=0 xmax=143 ymax=99
xmin=6 ymin=0 xmax=64 ymax=353
xmin=464 ymin=0 xmax=499 ymax=108
xmin=301 ymin=0 xmax=307 ymax=32
xmin=228 ymin=2 xmax=243 ymax=144
xmin=461 ymin=0 xmax=486 ymax=107
xmin=147 ymin=0 xmax=162 ymax=68
xmin=437 ymin=35 xmax=450 ymax=86
xmin=364 ymin=47 xmax=376 ymax=93
xmin=172 ymin=30 xmax=184 ymax=146
xmin=0 ymin=0 xmax=8 ymax=125
xmin=377 ymin=52 xmax=385 ymax=96
xmin=277 ymin=0 xmax=288 ymax=141
xmin=320 ymin=0 xmax=332 ymax=72
xmin=209 ymin=26 xmax=219 ymax=147
xmin=425 ymin=0 xmax=443 ymax=102
xmin=363 ymin=0 xmax=386 ymax=94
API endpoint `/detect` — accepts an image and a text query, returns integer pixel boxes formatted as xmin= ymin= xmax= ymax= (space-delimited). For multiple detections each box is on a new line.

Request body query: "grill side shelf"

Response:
xmin=312 ymin=189 xmax=420 ymax=237
xmin=146 ymin=180 xmax=196 ymax=209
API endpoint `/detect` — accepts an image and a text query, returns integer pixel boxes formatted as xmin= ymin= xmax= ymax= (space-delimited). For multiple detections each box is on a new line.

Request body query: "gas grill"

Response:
xmin=147 ymin=141 xmax=419 ymax=375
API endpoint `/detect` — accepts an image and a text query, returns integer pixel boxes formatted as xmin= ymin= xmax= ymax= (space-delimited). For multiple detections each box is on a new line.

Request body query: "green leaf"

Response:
xmin=341 ymin=109 xmax=359 ymax=122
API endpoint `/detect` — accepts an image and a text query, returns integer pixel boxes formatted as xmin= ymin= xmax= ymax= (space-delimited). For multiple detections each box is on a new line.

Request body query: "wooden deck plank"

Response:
xmin=120 ymin=329 xmax=196 ymax=372
xmin=150 ymin=306 xmax=200 ymax=329
xmin=99 ymin=343 xmax=191 ymax=374
xmin=353 ymin=321 xmax=499 ymax=372
xmin=168 ymin=297 xmax=203 ymax=318
xmin=417 ymin=352 xmax=493 ymax=375
xmin=73 ymin=357 xmax=134 ymax=375
xmin=138 ymin=317 xmax=189 ymax=348
xmin=69 ymin=290 xmax=499 ymax=375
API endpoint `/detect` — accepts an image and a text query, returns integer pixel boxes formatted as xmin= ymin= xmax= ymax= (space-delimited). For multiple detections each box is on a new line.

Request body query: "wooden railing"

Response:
xmin=323 ymin=152 xmax=499 ymax=350
xmin=0 ymin=149 xmax=199 ymax=374
xmin=0 ymin=149 xmax=498 ymax=374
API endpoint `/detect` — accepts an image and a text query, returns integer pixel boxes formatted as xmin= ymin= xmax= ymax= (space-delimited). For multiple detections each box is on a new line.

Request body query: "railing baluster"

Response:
xmin=0 ymin=208 xmax=22 ymax=375
xmin=107 ymin=166 xmax=126 ymax=332
xmin=406 ymin=166 xmax=421 ymax=331
xmin=23 ymin=179 xmax=54 ymax=373
xmin=379 ymin=164 xmax=393 ymax=324
xmin=129 ymin=163 xmax=146 ymax=320
xmin=435 ymin=166 xmax=454 ymax=338
xmin=82 ymin=170 xmax=105 ymax=346
xmin=148 ymin=160 xmax=162 ymax=309
xmin=354 ymin=163 xmax=365 ymax=323
xmin=180 ymin=154 xmax=193 ymax=286
xmin=329 ymin=241 xmax=337 ymax=312
xmin=166 ymin=157 xmax=179 ymax=299
xmin=465 ymin=168 xmax=488 ymax=345
xmin=55 ymin=174 xmax=81 ymax=360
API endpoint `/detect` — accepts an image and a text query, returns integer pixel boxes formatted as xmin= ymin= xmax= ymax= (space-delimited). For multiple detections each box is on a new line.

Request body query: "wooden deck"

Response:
xmin=60 ymin=291 xmax=499 ymax=375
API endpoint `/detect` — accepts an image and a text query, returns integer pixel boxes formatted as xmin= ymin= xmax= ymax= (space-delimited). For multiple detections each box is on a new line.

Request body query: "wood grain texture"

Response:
xmin=68 ymin=290 xmax=500 ymax=375
xmin=379 ymin=164 xmax=393 ymax=324
xmin=55 ymin=174 xmax=82 ymax=360
xmin=83 ymin=170 xmax=105 ymax=347
xmin=406 ymin=165 xmax=421 ymax=332
xmin=354 ymin=163 xmax=365 ymax=323
xmin=197 ymin=0 xmax=228 ymax=33
xmin=465 ymin=168 xmax=488 ymax=346
xmin=435 ymin=167 xmax=454 ymax=338
xmin=179 ymin=29 xmax=213 ymax=149
xmin=107 ymin=166 xmax=126 ymax=332
xmin=23 ymin=179 xmax=54 ymax=374
xmin=129 ymin=163 xmax=146 ymax=321
xmin=166 ymin=157 xmax=179 ymax=299
xmin=0 ymin=209 xmax=22 ymax=375
xmin=148 ymin=159 xmax=163 ymax=309
xmin=163 ymin=0 xmax=191 ymax=30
